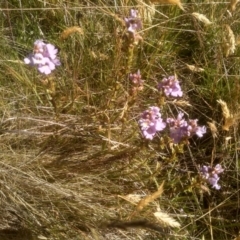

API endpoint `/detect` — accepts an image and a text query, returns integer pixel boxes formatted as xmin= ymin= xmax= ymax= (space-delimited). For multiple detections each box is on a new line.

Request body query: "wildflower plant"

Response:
xmin=167 ymin=112 xmax=207 ymax=143
xmin=1 ymin=1 xmax=238 ymax=239
xmin=158 ymin=75 xmax=183 ymax=97
xmin=138 ymin=106 xmax=166 ymax=140
xmin=24 ymin=39 xmax=61 ymax=75
xmin=129 ymin=69 xmax=144 ymax=94
xmin=166 ymin=112 xmax=189 ymax=143
xmin=200 ymin=164 xmax=224 ymax=190
xmin=124 ymin=9 xmax=142 ymax=44
xmin=124 ymin=9 xmax=142 ymax=33
xmin=138 ymin=77 xmax=206 ymax=143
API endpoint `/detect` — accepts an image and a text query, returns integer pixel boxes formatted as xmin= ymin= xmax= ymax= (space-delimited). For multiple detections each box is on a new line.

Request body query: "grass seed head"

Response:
xmin=136 ymin=181 xmax=164 ymax=211
xmin=207 ymin=121 xmax=218 ymax=138
xmin=154 ymin=211 xmax=181 ymax=228
xmin=60 ymin=26 xmax=84 ymax=40
xmin=217 ymin=99 xmax=235 ymax=131
xmin=192 ymin=12 xmax=212 ymax=25
xmin=223 ymin=24 xmax=236 ymax=57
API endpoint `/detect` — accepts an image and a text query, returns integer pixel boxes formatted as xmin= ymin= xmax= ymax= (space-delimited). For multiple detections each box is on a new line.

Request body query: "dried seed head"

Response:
xmin=217 ymin=99 xmax=235 ymax=131
xmin=186 ymin=64 xmax=204 ymax=72
xmin=192 ymin=12 xmax=212 ymax=25
xmin=136 ymin=181 xmax=164 ymax=211
xmin=223 ymin=24 xmax=236 ymax=57
xmin=154 ymin=211 xmax=181 ymax=228
xmin=207 ymin=121 xmax=218 ymax=138
xmin=217 ymin=99 xmax=231 ymax=119
xmin=60 ymin=26 xmax=84 ymax=40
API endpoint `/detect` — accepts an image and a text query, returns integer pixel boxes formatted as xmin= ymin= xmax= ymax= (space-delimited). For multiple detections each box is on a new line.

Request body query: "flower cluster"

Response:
xmin=137 ymin=73 xmax=206 ymax=142
xmin=138 ymin=106 xmax=166 ymax=140
xmin=158 ymin=75 xmax=183 ymax=97
xmin=124 ymin=9 xmax=142 ymax=34
xmin=24 ymin=40 xmax=61 ymax=75
xmin=129 ymin=70 xmax=144 ymax=92
xmin=167 ymin=112 xmax=206 ymax=143
xmin=124 ymin=9 xmax=142 ymax=44
xmin=138 ymin=108 xmax=206 ymax=143
xmin=200 ymin=164 xmax=224 ymax=190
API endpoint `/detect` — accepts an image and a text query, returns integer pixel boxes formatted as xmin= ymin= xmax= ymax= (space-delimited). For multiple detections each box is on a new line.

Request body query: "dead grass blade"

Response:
xmin=154 ymin=211 xmax=181 ymax=228
xmin=136 ymin=181 xmax=164 ymax=211
xmin=60 ymin=26 xmax=84 ymax=40
xmin=173 ymin=100 xmax=192 ymax=107
xmin=150 ymin=0 xmax=184 ymax=11
xmin=118 ymin=194 xmax=143 ymax=205
xmin=192 ymin=12 xmax=212 ymax=25
xmin=229 ymin=0 xmax=240 ymax=12
xmin=186 ymin=64 xmax=204 ymax=72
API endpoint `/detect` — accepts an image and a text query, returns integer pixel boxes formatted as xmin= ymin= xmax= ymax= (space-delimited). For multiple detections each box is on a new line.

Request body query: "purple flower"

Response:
xmin=130 ymin=9 xmax=138 ymax=18
xmin=129 ymin=70 xmax=142 ymax=84
xmin=200 ymin=164 xmax=224 ymax=190
xmin=24 ymin=39 xmax=60 ymax=75
xmin=129 ymin=70 xmax=144 ymax=91
xmin=187 ymin=119 xmax=207 ymax=138
xmin=167 ymin=112 xmax=206 ymax=143
xmin=138 ymin=106 xmax=166 ymax=140
xmin=124 ymin=9 xmax=142 ymax=34
xmin=158 ymin=76 xmax=183 ymax=97
xmin=167 ymin=112 xmax=188 ymax=143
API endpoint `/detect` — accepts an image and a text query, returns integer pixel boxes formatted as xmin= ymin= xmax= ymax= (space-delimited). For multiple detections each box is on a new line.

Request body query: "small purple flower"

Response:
xmin=188 ymin=119 xmax=207 ymax=138
xmin=158 ymin=76 xmax=183 ymax=97
xmin=139 ymin=106 xmax=166 ymax=140
xmin=167 ymin=112 xmax=206 ymax=143
xmin=129 ymin=9 xmax=138 ymax=18
xmin=124 ymin=9 xmax=142 ymax=34
xmin=200 ymin=164 xmax=224 ymax=190
xmin=167 ymin=112 xmax=188 ymax=143
xmin=24 ymin=39 xmax=61 ymax=75
xmin=129 ymin=70 xmax=144 ymax=91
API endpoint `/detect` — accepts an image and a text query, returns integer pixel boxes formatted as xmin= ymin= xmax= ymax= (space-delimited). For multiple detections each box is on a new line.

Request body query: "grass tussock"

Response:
xmin=0 ymin=0 xmax=240 ymax=239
